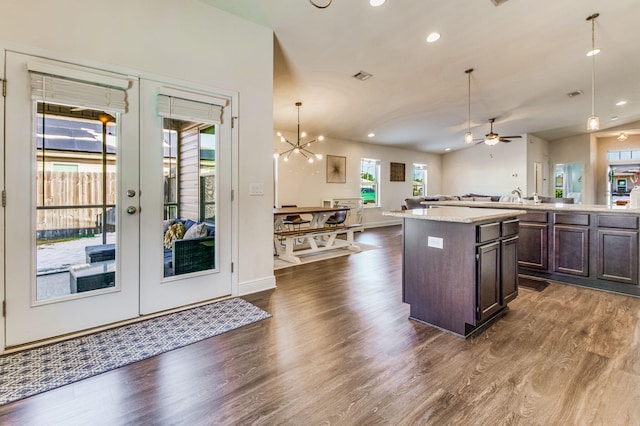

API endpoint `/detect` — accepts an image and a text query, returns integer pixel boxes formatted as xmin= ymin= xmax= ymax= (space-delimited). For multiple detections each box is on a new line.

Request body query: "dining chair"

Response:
xmin=325 ymin=207 xmax=348 ymax=226
xmin=282 ymin=204 xmax=310 ymax=230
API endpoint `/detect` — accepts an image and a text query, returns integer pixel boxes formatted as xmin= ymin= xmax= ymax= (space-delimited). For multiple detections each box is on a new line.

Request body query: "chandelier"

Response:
xmin=274 ymin=102 xmax=324 ymax=163
xmin=586 ymin=13 xmax=600 ymax=131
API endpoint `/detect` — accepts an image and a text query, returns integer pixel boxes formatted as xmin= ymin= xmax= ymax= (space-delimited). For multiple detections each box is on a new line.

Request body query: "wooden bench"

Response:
xmin=274 ymin=225 xmax=362 ymax=264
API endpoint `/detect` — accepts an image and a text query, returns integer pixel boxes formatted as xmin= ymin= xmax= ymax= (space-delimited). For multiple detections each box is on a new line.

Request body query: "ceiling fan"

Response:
xmin=476 ymin=118 xmax=522 ymax=145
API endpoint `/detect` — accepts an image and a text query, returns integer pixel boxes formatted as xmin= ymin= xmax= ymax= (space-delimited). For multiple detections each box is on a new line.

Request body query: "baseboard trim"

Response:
xmin=238 ymin=275 xmax=276 ymax=296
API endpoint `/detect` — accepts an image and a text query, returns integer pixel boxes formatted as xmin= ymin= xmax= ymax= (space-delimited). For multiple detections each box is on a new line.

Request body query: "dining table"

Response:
xmin=273 ymin=206 xmax=350 ymax=230
xmin=273 ymin=206 xmax=361 ymax=264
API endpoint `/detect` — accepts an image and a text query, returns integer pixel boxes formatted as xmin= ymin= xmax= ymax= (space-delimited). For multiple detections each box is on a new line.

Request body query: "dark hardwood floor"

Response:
xmin=2 ymin=225 xmax=640 ymax=425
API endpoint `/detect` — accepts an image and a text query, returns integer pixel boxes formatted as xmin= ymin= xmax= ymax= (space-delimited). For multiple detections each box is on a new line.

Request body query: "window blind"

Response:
xmin=157 ymin=95 xmax=223 ymax=125
xmin=28 ymin=62 xmax=129 ymax=113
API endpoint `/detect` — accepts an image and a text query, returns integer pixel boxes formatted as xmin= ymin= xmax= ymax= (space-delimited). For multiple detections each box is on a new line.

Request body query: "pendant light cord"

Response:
xmin=467 ymin=70 xmax=472 ymax=132
xmin=591 ymin=15 xmax=596 ymax=116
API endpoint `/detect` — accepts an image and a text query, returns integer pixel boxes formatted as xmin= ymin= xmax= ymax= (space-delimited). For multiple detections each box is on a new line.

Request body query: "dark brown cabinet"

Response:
xmin=518 ymin=222 xmax=548 ymax=270
xmin=518 ymin=211 xmax=548 ymax=270
xmin=501 ymin=236 xmax=519 ymax=304
xmin=401 ymin=214 xmax=520 ymax=337
xmin=477 ymin=241 xmax=501 ymax=322
xmin=553 ymin=225 xmax=589 ymax=276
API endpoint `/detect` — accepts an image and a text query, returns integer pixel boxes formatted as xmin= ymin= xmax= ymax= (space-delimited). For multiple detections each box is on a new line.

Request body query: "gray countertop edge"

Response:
xmin=382 ymin=207 xmax=527 ymax=223
xmin=420 ymin=200 xmax=640 ymax=213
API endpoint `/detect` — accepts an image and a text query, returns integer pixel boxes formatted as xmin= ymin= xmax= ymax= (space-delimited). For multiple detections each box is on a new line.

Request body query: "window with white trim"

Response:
xmin=412 ymin=163 xmax=427 ymax=196
xmin=360 ymin=158 xmax=380 ymax=206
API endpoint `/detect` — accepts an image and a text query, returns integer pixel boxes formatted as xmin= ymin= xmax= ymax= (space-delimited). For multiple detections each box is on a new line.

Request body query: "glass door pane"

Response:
xmin=162 ymin=119 xmax=217 ymax=278
xmin=36 ymin=104 xmax=118 ymax=301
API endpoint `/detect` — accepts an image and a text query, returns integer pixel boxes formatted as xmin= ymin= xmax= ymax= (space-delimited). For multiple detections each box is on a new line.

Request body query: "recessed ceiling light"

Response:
xmin=369 ymin=0 xmax=386 ymax=6
xmin=368 ymin=133 xmax=375 ymax=138
xmin=616 ymin=100 xmax=628 ymax=106
xmin=586 ymin=48 xmax=600 ymax=57
xmin=445 ymin=148 xmax=451 ymax=151
xmin=426 ymin=32 xmax=441 ymax=43
xmin=611 ymin=116 xmax=619 ymax=121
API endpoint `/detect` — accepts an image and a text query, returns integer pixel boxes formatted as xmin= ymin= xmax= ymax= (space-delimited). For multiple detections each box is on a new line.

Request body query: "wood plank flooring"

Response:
xmin=2 ymin=225 xmax=640 ymax=425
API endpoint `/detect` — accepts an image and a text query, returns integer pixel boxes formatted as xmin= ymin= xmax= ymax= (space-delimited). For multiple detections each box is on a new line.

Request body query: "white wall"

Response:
xmin=441 ymin=141 xmax=527 ymax=197
xmin=548 ymin=134 xmax=592 ymax=203
xmin=275 ymin=133 xmax=442 ymax=227
xmin=594 ymin=133 xmax=640 ymax=204
xmin=526 ymin=135 xmax=550 ymax=197
xmin=0 ymin=0 xmax=276 ymax=295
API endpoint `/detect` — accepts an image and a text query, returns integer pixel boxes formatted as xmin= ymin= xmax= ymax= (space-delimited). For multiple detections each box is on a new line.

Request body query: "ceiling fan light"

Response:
xmin=464 ymin=131 xmax=474 ymax=144
xmin=484 ymin=135 xmax=500 ymax=146
xmin=294 ymin=148 xmax=300 ymax=154
xmin=618 ymin=132 xmax=628 ymax=141
xmin=587 ymin=115 xmax=600 ymax=131
xmin=315 ymin=153 xmax=323 ymax=160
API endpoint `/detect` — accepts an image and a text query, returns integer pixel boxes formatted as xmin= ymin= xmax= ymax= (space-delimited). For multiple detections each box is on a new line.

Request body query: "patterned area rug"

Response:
xmin=0 ymin=298 xmax=271 ymax=405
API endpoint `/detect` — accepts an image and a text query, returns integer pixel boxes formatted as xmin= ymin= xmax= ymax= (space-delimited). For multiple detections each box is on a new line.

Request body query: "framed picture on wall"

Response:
xmin=326 ymin=155 xmax=346 ymax=183
xmin=390 ymin=162 xmax=405 ymax=182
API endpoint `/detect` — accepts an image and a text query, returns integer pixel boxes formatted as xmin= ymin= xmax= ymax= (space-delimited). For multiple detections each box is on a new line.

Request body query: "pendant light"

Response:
xmin=274 ymin=102 xmax=324 ymax=163
xmin=464 ymin=68 xmax=474 ymax=144
xmin=586 ymin=13 xmax=600 ymax=131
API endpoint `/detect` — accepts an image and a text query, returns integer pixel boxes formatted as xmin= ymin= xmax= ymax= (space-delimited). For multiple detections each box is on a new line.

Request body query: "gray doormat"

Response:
xmin=519 ymin=276 xmax=550 ymax=292
xmin=0 ymin=298 xmax=271 ymax=405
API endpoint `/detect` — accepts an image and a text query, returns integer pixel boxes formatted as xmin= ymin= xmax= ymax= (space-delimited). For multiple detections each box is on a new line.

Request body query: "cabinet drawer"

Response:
xmin=520 ymin=211 xmax=548 ymax=223
xmin=502 ymin=219 xmax=519 ymax=237
xmin=477 ymin=222 xmax=501 ymax=243
xmin=554 ymin=212 xmax=589 ymax=226
xmin=597 ymin=214 xmax=639 ymax=230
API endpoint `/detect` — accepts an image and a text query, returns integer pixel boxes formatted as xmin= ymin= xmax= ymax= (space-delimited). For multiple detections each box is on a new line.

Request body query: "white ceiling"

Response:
xmin=203 ymin=0 xmax=640 ymax=153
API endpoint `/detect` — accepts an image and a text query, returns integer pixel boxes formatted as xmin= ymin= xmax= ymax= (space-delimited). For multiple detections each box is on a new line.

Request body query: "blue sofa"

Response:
xmin=164 ymin=218 xmax=216 ymax=277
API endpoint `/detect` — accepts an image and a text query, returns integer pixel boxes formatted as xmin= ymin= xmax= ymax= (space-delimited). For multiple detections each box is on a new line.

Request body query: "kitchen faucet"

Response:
xmin=511 ymin=187 xmax=522 ymax=203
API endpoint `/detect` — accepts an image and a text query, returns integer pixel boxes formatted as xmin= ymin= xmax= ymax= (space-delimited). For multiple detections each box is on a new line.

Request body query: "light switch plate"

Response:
xmin=249 ymin=182 xmax=264 ymax=196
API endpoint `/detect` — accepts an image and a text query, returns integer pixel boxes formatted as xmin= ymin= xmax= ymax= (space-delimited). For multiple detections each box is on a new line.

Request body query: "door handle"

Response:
xmin=126 ymin=206 xmax=137 ymax=214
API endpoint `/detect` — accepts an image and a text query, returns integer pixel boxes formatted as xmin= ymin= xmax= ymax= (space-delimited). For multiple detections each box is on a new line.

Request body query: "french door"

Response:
xmin=3 ymin=52 xmax=233 ymax=348
xmin=138 ymin=80 xmax=233 ymax=315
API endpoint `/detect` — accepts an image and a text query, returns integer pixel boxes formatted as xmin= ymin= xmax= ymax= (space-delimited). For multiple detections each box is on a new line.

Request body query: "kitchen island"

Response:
xmin=421 ymin=200 xmax=640 ymax=297
xmin=383 ymin=206 xmax=526 ymax=337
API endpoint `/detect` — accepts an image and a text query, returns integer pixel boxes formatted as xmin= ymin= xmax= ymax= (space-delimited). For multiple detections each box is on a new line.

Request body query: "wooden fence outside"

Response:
xmin=36 ymin=171 xmax=116 ymax=231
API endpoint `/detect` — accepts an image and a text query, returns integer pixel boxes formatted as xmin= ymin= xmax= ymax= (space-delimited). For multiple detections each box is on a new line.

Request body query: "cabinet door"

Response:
xmin=502 ymin=236 xmax=519 ymax=304
xmin=597 ymin=229 xmax=639 ymax=285
xmin=477 ymin=241 xmax=501 ymax=322
xmin=518 ymin=223 xmax=548 ymax=270
xmin=554 ymin=225 xmax=589 ymax=276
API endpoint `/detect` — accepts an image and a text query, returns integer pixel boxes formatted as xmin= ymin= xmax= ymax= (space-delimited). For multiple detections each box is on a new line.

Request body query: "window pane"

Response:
xmin=35 ymin=102 xmax=118 ymax=301
xmin=360 ymin=159 xmax=380 ymax=206
xmin=162 ymin=119 xmax=216 ymax=278
xmin=412 ymin=163 xmax=427 ymax=196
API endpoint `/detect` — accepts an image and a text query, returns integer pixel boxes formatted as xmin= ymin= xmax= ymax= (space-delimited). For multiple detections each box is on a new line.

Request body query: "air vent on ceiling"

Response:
xmin=353 ymin=71 xmax=373 ymax=81
xmin=490 ymin=0 xmax=509 ymax=6
xmin=567 ymin=90 xmax=584 ymax=98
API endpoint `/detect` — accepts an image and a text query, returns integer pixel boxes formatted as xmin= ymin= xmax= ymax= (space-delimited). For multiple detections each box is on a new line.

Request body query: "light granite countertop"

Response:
xmin=382 ymin=206 xmax=527 ymax=223
xmin=420 ymin=200 xmax=640 ymax=213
